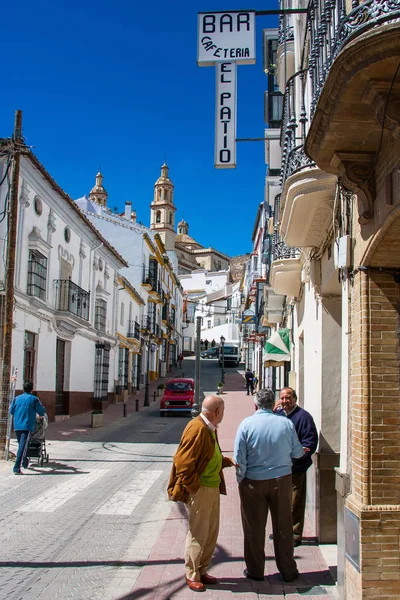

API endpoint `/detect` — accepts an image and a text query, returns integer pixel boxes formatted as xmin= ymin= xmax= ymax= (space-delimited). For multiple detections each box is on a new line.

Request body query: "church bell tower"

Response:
xmin=150 ymin=163 xmax=176 ymax=251
xmin=89 ymin=171 xmax=108 ymax=207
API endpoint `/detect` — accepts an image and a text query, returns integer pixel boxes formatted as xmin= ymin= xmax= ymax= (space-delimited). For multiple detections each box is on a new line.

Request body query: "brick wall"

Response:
xmin=347 ymin=269 xmax=400 ymax=598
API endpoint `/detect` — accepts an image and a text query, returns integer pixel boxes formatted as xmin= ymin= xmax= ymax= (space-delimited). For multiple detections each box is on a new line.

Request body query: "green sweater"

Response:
xmin=199 ymin=431 xmax=222 ymax=487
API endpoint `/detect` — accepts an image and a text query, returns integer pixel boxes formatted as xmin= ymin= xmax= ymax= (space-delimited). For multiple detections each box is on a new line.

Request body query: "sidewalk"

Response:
xmin=128 ymin=370 xmax=337 ymax=600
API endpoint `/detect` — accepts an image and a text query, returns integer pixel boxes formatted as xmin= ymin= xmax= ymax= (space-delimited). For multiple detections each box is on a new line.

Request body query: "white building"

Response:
xmin=179 ymin=269 xmax=241 ymax=353
xmin=76 ymin=173 xmax=185 ymax=385
xmin=0 ymin=144 xmax=127 ymax=421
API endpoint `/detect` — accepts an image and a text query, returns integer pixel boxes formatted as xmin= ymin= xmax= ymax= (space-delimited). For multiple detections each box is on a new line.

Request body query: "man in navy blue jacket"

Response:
xmin=9 ymin=381 xmax=46 ymax=474
xmin=274 ymin=387 xmax=318 ymax=546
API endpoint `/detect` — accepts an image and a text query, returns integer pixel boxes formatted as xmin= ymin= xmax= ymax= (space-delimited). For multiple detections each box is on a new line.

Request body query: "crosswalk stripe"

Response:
xmin=17 ymin=469 xmax=108 ymax=513
xmin=95 ymin=470 xmax=163 ymax=515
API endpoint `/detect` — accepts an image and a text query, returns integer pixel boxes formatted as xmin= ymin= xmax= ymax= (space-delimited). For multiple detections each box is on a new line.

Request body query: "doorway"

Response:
xmin=55 ymin=339 xmax=68 ymax=415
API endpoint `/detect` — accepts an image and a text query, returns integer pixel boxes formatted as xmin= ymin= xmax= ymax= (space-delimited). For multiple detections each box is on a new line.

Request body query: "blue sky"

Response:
xmin=0 ymin=0 xmax=279 ymax=257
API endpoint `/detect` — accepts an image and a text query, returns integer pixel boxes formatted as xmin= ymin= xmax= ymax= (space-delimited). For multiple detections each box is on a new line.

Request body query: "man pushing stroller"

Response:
xmin=9 ymin=381 xmax=46 ymax=474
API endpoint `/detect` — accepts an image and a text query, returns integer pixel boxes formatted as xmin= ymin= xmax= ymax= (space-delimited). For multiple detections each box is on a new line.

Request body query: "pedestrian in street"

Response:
xmin=9 ymin=381 xmax=46 ymax=475
xmin=244 ymin=368 xmax=255 ymax=395
xmin=167 ymin=395 xmax=236 ymax=592
xmin=273 ymin=387 xmax=318 ymax=546
xmin=178 ymin=352 xmax=184 ymax=368
xmin=234 ymin=388 xmax=305 ymax=583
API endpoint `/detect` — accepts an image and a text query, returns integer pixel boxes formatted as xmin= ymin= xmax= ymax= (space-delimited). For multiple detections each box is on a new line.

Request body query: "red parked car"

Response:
xmin=160 ymin=378 xmax=195 ymax=417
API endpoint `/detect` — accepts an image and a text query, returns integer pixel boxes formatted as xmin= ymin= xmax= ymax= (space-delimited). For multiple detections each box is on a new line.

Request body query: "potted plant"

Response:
xmin=91 ymin=410 xmax=103 ymax=428
xmin=217 ymin=382 xmax=224 ymax=395
xmin=157 ymin=383 xmax=165 ymax=397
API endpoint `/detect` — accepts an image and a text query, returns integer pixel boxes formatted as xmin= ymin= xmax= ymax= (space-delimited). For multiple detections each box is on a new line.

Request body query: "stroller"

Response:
xmin=28 ymin=414 xmax=49 ymax=466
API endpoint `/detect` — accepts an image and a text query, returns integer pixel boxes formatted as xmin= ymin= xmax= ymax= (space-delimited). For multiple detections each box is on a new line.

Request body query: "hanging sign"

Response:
xmin=242 ymin=308 xmax=256 ymax=323
xmin=197 ymin=11 xmax=256 ymax=66
xmin=215 ymin=62 xmax=236 ymax=169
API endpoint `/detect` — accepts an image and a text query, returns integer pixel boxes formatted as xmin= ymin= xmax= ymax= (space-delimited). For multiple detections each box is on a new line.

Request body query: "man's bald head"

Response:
xmin=202 ymin=395 xmax=225 ymax=425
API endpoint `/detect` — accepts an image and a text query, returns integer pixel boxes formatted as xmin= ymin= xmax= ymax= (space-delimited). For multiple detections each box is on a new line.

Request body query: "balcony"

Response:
xmin=127 ymin=320 xmax=140 ymax=340
xmin=54 ymin=280 xmax=90 ymax=321
xmin=142 ymin=268 xmax=157 ymax=290
xmin=141 ymin=315 xmax=151 ymax=332
xmin=279 ymin=72 xmax=337 ymax=248
xmin=270 ymin=248 xmax=302 ymax=299
xmin=304 ymin=0 xmax=400 ymax=223
xmin=280 ymin=70 xmax=315 ymax=189
xmin=270 ymin=200 xmax=302 ymax=298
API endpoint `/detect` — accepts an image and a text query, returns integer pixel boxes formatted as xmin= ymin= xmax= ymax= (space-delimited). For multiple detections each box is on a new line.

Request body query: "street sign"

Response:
xmin=198 ymin=11 xmax=256 ymax=66
xmin=215 ymin=62 xmax=236 ymax=168
xmin=242 ymin=314 xmax=256 ymax=323
xmin=197 ymin=9 xmax=256 ymax=169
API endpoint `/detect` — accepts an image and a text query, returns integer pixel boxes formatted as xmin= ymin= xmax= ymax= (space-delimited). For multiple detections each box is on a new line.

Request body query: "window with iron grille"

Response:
xmin=27 ymin=250 xmax=47 ymax=301
xmin=162 ymin=302 xmax=168 ymax=321
xmin=94 ymin=342 xmax=110 ymax=401
xmin=161 ymin=338 xmax=167 ymax=362
xmin=118 ymin=347 xmax=129 ymax=389
xmin=24 ymin=331 xmax=36 ymax=384
xmin=95 ymin=299 xmax=107 ymax=331
xmin=134 ymin=320 xmax=140 ymax=339
xmin=149 ymin=258 xmax=158 ymax=288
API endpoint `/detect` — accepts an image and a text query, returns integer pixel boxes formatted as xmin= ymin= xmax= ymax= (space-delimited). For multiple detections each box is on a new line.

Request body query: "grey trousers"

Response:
xmin=239 ymin=474 xmax=298 ymax=580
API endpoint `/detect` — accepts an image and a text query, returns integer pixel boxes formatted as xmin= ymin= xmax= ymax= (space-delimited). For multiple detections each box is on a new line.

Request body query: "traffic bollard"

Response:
xmin=123 ymin=403 xmax=127 ymax=417
xmin=153 ymin=391 xmax=156 ymax=402
xmin=135 ymin=398 xmax=139 ymax=412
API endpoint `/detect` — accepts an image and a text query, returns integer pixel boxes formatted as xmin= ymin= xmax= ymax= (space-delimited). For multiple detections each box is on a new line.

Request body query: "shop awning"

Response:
xmin=263 ymin=329 xmax=291 ymax=365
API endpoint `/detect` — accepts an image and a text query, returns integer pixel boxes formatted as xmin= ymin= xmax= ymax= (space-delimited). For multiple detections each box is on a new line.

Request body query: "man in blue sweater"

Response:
xmin=274 ymin=387 xmax=318 ymax=546
xmin=9 ymin=381 xmax=46 ymax=474
xmin=234 ymin=388 xmax=305 ymax=583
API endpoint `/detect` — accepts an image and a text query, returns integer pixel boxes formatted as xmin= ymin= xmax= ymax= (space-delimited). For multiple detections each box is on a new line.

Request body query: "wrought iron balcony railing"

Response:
xmin=141 ymin=315 xmax=151 ymax=331
xmin=54 ymin=279 xmax=90 ymax=321
xmin=127 ymin=320 xmax=140 ymax=340
xmin=272 ymin=230 xmax=301 ymax=260
xmin=304 ymin=0 xmax=400 ymax=117
xmin=142 ymin=267 xmax=158 ymax=291
xmin=280 ymin=70 xmax=315 ymax=187
xmin=278 ymin=14 xmax=294 ymax=44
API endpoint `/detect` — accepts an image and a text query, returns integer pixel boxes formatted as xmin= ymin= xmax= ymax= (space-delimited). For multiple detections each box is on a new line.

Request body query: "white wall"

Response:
xmin=0 ymin=156 xmax=123 ymax=394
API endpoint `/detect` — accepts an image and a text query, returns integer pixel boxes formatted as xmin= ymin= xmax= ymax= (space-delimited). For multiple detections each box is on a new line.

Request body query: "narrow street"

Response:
xmin=0 ymin=359 xmax=336 ymax=600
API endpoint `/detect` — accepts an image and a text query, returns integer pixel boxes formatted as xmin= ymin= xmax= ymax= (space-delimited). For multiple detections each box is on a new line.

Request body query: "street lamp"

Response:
xmin=143 ymin=336 xmax=152 ymax=407
xmin=220 ymin=335 xmax=225 ymax=384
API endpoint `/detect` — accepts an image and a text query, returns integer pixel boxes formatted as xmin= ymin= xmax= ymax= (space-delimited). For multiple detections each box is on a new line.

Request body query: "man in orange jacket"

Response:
xmin=168 ymin=395 xmax=235 ymax=592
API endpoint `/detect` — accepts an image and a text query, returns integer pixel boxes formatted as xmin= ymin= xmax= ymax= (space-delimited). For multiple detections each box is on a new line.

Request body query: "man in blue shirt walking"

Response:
xmin=9 ymin=381 xmax=46 ymax=474
xmin=234 ymin=388 xmax=304 ymax=583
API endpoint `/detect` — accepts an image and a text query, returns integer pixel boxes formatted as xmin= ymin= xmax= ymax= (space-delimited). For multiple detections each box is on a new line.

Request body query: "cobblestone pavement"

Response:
xmin=0 ymin=359 xmax=337 ymax=600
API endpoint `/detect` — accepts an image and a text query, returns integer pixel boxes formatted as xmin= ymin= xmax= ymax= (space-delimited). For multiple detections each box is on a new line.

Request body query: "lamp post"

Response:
xmin=143 ymin=337 xmax=151 ymax=407
xmin=191 ymin=316 xmax=202 ymax=418
xmin=220 ymin=335 xmax=225 ymax=384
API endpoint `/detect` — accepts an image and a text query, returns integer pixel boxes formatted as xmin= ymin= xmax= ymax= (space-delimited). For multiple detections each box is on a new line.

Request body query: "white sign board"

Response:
xmin=198 ymin=11 xmax=256 ymax=66
xmin=215 ymin=62 xmax=236 ymax=169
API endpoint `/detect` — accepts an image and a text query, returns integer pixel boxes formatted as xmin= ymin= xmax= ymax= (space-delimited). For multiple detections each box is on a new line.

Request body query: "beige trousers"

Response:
xmin=184 ymin=485 xmax=220 ymax=581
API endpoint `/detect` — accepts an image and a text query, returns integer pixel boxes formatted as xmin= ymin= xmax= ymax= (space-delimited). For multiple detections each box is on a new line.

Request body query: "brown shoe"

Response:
xmin=185 ymin=577 xmax=205 ymax=592
xmin=200 ymin=573 xmax=218 ymax=585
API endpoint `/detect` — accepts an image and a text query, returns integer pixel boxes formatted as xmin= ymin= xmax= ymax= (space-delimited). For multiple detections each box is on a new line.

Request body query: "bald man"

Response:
xmin=168 ymin=395 xmax=235 ymax=592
